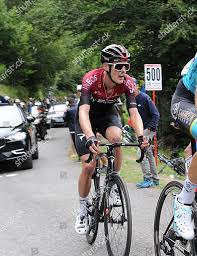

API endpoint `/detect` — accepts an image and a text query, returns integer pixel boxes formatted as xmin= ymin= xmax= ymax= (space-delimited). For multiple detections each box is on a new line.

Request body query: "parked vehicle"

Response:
xmin=0 ymin=103 xmax=39 ymax=169
xmin=31 ymin=105 xmax=50 ymax=140
xmin=47 ymin=104 xmax=68 ymax=127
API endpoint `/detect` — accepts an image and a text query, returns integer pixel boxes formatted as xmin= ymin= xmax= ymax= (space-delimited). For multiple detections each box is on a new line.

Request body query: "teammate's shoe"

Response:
xmin=173 ymin=195 xmax=194 ymax=240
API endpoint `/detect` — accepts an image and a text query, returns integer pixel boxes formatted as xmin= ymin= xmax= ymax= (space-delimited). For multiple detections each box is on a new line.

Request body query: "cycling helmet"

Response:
xmin=101 ymin=44 xmax=130 ymax=63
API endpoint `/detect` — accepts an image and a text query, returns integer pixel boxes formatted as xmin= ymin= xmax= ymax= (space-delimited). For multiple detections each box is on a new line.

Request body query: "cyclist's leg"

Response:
xmin=96 ymin=112 xmax=123 ymax=172
xmin=74 ymin=123 xmax=96 ymax=234
xmin=105 ymin=126 xmax=122 ymax=171
xmin=171 ymin=80 xmax=197 ymax=239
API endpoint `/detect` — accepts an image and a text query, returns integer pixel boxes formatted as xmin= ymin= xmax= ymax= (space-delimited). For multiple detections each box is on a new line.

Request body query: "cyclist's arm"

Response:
xmin=128 ymin=107 xmax=144 ymax=136
xmin=78 ymin=104 xmax=95 ymax=139
xmin=125 ymin=82 xmax=144 ymax=136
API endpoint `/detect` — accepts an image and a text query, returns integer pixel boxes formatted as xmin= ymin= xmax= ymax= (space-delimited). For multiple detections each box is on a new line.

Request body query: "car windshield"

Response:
xmin=0 ymin=106 xmax=23 ymax=127
xmin=49 ymin=104 xmax=67 ymax=113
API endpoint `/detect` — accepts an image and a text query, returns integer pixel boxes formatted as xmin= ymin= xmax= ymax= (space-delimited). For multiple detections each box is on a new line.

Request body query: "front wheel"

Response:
xmin=104 ymin=174 xmax=132 ymax=256
xmin=154 ymin=180 xmax=196 ymax=255
xmin=86 ymin=172 xmax=100 ymax=244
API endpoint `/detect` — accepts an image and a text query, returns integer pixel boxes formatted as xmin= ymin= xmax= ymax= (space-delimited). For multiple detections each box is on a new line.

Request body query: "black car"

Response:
xmin=0 ymin=103 xmax=39 ymax=169
xmin=47 ymin=104 xmax=68 ymax=127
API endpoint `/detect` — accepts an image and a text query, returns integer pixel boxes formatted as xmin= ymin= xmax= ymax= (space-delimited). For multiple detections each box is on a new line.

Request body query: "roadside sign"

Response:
xmin=144 ymin=64 xmax=162 ymax=91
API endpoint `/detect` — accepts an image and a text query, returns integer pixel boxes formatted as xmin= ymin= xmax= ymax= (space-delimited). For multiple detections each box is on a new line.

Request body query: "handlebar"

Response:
xmin=85 ymin=142 xmax=145 ymax=163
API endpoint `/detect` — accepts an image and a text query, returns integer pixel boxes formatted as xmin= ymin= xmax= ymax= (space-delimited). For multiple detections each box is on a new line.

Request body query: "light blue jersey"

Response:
xmin=182 ymin=53 xmax=197 ymax=94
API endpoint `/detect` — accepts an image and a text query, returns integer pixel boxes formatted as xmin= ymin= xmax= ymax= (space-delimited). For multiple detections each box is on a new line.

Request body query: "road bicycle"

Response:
xmin=157 ymin=152 xmax=186 ymax=176
xmin=85 ymin=142 xmax=144 ymax=256
xmin=154 ymin=139 xmax=197 ymax=255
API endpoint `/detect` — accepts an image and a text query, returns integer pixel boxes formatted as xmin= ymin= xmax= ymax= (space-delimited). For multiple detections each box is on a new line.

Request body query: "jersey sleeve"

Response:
xmin=78 ymin=73 xmax=92 ymax=106
xmin=124 ymin=77 xmax=137 ymax=109
xmin=183 ymin=54 xmax=197 ymax=94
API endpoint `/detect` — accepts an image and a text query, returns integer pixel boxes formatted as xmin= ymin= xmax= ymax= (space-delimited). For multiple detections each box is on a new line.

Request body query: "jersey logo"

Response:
xmin=171 ymin=102 xmax=180 ymax=119
xmin=77 ymin=133 xmax=86 ymax=141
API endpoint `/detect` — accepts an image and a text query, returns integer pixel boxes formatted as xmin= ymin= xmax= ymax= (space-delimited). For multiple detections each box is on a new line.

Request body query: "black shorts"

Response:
xmin=171 ymin=79 xmax=197 ymax=134
xmin=75 ymin=110 xmax=122 ymax=157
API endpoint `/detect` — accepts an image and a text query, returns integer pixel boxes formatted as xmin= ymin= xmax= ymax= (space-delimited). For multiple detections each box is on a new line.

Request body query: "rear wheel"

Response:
xmin=154 ymin=181 xmax=196 ymax=255
xmin=104 ymin=174 xmax=132 ymax=256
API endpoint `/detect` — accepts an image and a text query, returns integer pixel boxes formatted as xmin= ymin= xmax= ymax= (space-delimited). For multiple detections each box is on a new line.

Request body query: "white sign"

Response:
xmin=144 ymin=64 xmax=162 ymax=91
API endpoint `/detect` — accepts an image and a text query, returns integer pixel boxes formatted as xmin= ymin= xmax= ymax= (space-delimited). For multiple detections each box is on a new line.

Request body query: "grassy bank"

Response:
xmin=120 ymin=147 xmax=184 ymax=189
xmin=69 ymin=143 xmax=184 ymax=189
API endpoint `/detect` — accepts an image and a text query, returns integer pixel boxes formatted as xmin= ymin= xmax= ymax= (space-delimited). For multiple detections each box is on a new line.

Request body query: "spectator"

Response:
xmin=65 ymin=96 xmax=78 ymax=155
xmin=128 ymin=86 xmax=160 ymax=188
xmin=27 ymin=98 xmax=34 ymax=114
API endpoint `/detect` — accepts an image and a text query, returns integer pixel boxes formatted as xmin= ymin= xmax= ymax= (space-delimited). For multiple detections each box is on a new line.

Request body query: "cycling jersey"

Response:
xmin=79 ymin=68 xmax=137 ymax=117
xmin=182 ymin=54 xmax=197 ymax=94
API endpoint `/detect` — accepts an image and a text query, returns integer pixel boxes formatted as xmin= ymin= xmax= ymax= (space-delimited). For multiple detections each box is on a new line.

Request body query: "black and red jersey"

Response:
xmin=79 ymin=68 xmax=137 ymax=117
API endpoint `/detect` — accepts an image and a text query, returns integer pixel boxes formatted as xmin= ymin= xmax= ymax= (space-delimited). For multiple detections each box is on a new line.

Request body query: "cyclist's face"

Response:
xmin=109 ymin=61 xmax=130 ymax=84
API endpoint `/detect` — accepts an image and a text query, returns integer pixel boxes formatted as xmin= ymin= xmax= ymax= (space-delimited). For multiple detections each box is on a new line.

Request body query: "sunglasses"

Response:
xmin=109 ymin=62 xmax=130 ymax=71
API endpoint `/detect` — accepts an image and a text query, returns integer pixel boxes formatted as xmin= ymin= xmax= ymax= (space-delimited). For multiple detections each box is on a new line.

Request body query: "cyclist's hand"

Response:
xmin=86 ymin=136 xmax=100 ymax=154
xmin=138 ymin=135 xmax=149 ymax=149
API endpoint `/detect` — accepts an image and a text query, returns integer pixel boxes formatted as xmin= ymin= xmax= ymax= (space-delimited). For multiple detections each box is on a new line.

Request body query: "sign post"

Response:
xmin=144 ymin=64 xmax=162 ymax=166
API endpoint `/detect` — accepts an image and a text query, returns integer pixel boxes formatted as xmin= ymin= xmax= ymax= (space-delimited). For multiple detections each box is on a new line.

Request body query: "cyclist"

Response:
xmin=171 ymin=52 xmax=197 ymax=240
xmin=74 ymin=44 xmax=147 ymax=235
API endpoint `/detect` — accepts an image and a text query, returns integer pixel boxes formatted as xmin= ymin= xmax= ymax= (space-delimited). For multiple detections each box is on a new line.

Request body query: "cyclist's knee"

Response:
xmin=108 ymin=136 xmax=122 ymax=143
xmin=190 ymin=119 xmax=197 ymax=139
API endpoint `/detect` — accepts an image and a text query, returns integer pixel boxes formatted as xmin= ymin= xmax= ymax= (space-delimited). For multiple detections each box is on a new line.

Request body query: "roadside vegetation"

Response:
xmin=0 ymin=0 xmax=196 ymax=147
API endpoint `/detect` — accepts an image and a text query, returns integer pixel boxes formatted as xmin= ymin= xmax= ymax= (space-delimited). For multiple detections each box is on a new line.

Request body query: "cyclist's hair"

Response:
xmin=101 ymin=44 xmax=130 ymax=64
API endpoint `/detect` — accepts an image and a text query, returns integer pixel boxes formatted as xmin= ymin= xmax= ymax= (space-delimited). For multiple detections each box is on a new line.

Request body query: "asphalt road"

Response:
xmin=0 ymin=128 xmax=161 ymax=256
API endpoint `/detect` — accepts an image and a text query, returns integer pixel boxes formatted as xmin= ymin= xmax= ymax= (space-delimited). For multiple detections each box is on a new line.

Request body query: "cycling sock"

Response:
xmin=79 ymin=197 xmax=88 ymax=216
xmin=178 ymin=177 xmax=197 ymax=204
xmin=79 ymin=197 xmax=88 ymax=203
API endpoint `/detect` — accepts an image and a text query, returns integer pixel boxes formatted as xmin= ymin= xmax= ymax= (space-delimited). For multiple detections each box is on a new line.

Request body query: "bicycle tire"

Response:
xmin=154 ymin=181 xmax=196 ymax=256
xmin=104 ymin=174 xmax=132 ymax=256
xmin=86 ymin=172 xmax=100 ymax=244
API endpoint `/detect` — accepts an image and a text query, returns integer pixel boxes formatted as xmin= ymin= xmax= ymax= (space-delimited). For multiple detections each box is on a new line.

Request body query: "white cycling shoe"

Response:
xmin=173 ymin=195 xmax=194 ymax=240
xmin=75 ymin=214 xmax=89 ymax=235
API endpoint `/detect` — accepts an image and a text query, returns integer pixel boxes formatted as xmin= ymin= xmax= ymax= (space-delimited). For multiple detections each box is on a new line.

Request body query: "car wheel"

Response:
xmin=21 ymin=141 xmax=33 ymax=169
xmin=32 ymin=145 xmax=39 ymax=159
xmin=21 ymin=154 xmax=33 ymax=169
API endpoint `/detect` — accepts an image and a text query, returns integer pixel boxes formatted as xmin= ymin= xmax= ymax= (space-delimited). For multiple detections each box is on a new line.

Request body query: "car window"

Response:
xmin=0 ymin=106 xmax=23 ymax=127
